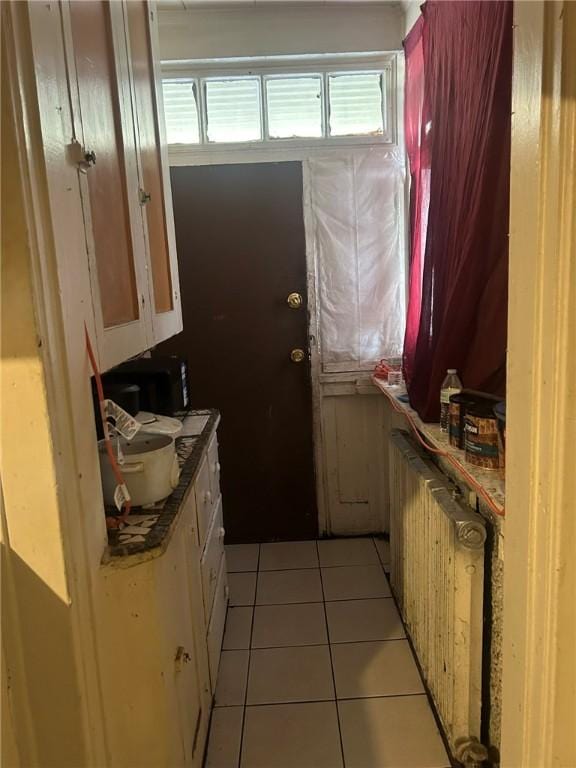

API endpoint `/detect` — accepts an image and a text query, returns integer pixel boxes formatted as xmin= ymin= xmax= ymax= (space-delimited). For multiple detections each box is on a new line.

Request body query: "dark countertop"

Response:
xmin=101 ymin=409 xmax=220 ymax=567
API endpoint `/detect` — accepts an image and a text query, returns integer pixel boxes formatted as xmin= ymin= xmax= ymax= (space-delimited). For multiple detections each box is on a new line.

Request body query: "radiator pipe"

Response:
xmin=454 ymin=736 xmax=489 ymax=767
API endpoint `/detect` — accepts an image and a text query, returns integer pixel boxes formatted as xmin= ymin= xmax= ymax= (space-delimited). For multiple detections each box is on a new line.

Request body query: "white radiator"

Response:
xmin=389 ymin=429 xmax=487 ymax=763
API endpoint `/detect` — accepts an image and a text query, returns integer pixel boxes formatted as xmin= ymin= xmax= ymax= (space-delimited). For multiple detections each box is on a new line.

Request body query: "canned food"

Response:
xmin=464 ymin=400 xmax=500 ymax=470
xmin=448 ymin=392 xmax=475 ymax=449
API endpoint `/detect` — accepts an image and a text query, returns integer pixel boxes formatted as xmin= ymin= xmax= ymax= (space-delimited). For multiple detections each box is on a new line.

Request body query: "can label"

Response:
xmin=449 ymin=401 xmax=464 ymax=449
xmin=464 ymin=414 xmax=500 ymax=470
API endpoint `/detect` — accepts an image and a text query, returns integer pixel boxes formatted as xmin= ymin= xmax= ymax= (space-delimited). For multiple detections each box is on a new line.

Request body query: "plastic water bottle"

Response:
xmin=440 ymin=369 xmax=462 ymax=432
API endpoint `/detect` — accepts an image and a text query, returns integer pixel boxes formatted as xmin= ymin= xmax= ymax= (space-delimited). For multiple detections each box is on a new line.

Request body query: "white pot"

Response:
xmin=99 ymin=434 xmax=180 ymax=508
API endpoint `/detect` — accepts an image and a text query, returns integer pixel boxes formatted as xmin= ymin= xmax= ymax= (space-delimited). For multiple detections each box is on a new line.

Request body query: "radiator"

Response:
xmin=388 ymin=429 xmax=487 ymax=763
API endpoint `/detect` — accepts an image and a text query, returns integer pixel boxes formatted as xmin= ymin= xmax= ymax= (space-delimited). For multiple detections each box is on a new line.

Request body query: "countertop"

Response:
xmin=101 ymin=409 xmax=220 ymax=567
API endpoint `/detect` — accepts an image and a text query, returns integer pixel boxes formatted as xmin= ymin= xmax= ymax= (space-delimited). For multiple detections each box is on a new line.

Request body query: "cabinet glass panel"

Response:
xmin=70 ymin=0 xmax=140 ymax=327
xmin=127 ymin=0 xmax=173 ymax=314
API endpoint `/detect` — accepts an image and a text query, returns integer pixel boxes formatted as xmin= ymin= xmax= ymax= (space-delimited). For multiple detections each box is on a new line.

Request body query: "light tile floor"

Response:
xmin=206 ymin=537 xmax=451 ymax=768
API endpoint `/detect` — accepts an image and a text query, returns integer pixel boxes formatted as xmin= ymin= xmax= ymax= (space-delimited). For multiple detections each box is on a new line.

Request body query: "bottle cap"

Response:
xmin=447 ymin=368 xmax=457 ymax=374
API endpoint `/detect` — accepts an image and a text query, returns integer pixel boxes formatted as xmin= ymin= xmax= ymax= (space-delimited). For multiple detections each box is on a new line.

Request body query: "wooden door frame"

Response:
xmin=501 ymin=2 xmax=576 ymax=765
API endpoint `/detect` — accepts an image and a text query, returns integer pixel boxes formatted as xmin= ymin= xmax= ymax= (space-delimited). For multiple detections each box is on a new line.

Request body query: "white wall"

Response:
xmin=401 ymin=0 xmax=421 ymax=35
xmin=158 ymin=4 xmax=404 ymax=60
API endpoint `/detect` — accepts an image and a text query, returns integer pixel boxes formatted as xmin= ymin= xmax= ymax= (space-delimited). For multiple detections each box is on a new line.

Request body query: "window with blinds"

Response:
xmin=161 ymin=65 xmax=392 ymax=147
xmin=205 ymin=78 xmax=262 ymax=143
xmin=163 ymin=79 xmax=200 ymax=144
xmin=328 ymin=73 xmax=385 ymax=137
xmin=265 ymin=76 xmax=323 ymax=139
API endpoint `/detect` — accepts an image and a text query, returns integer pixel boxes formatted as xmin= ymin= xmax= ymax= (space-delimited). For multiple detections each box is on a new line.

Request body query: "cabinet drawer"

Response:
xmin=207 ymin=433 xmax=221 ymax=500
xmin=200 ymin=498 xmax=225 ymax=623
xmin=206 ymin=556 xmax=228 ymax=692
xmin=181 ymin=486 xmax=200 ymax=547
xmin=194 ymin=454 xmax=214 ymax=550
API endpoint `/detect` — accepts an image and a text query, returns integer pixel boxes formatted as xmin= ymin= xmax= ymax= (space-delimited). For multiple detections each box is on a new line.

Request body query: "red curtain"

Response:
xmin=403 ymin=1 xmax=512 ymax=422
xmin=402 ymin=16 xmax=429 ymax=386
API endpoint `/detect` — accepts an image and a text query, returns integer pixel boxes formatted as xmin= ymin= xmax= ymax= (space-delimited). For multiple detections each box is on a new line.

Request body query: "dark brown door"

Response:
xmin=158 ymin=162 xmax=317 ymax=543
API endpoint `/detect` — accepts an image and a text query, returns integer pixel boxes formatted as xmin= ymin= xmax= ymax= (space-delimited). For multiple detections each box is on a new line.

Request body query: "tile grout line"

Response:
xmin=240 ymin=690 xmax=429 ymax=708
xmin=316 ymin=540 xmax=347 ymax=768
xmin=235 ymin=594 xmax=395 ymax=608
xmin=372 ymin=535 xmax=391 ymax=574
xmin=249 ymin=635 xmax=406 ymax=650
xmin=236 ymin=543 xmax=260 ymax=768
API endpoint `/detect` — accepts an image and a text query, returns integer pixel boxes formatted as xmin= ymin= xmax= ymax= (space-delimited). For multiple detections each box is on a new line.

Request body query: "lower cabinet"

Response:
xmin=96 ymin=428 xmax=227 ymax=767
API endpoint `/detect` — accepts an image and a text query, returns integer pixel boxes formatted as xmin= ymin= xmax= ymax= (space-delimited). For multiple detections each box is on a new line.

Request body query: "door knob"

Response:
xmin=290 ymin=348 xmax=305 ymax=363
xmin=287 ymin=292 xmax=303 ymax=309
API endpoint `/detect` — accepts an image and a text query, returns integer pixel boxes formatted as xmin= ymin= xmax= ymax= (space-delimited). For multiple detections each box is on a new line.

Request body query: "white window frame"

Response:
xmin=162 ymin=51 xmax=399 ymax=158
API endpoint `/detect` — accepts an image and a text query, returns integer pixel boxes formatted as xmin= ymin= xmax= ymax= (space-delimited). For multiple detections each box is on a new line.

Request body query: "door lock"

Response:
xmin=290 ymin=348 xmax=305 ymax=363
xmin=287 ymin=292 xmax=303 ymax=309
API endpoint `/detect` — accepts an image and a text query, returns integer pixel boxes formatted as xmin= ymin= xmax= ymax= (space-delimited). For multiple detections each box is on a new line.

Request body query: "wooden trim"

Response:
xmin=2 ymin=1 xmax=110 ymax=762
xmin=501 ymin=2 xmax=576 ymax=765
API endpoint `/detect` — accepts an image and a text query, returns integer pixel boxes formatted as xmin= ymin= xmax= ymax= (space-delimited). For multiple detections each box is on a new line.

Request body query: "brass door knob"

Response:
xmin=290 ymin=348 xmax=305 ymax=363
xmin=287 ymin=292 xmax=303 ymax=309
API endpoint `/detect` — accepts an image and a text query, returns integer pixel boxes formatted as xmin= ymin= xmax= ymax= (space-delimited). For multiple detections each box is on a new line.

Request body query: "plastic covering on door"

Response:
xmin=305 ymin=148 xmax=406 ymax=372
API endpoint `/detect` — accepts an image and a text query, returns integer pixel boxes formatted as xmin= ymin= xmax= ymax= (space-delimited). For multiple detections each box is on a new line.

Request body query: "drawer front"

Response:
xmin=180 ymin=486 xmax=199 ymax=547
xmin=194 ymin=454 xmax=214 ymax=550
xmin=207 ymin=556 xmax=228 ymax=692
xmin=200 ymin=497 xmax=225 ymax=623
xmin=207 ymin=432 xmax=221 ymax=500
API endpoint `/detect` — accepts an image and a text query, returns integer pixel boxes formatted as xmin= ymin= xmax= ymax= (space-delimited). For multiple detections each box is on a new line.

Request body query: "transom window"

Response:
xmin=161 ymin=55 xmax=395 ymax=148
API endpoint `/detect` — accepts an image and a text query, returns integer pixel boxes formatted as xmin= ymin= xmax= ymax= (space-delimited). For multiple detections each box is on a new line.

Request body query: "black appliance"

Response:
xmin=101 ymin=356 xmax=189 ymax=416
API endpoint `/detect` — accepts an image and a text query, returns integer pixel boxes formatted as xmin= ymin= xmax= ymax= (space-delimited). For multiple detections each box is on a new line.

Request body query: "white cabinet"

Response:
xmin=62 ymin=0 xmax=181 ymax=371
xmin=97 ymin=509 xmax=210 ymax=768
xmin=96 ymin=423 xmax=227 ymax=767
xmin=196 ymin=431 xmax=228 ymax=693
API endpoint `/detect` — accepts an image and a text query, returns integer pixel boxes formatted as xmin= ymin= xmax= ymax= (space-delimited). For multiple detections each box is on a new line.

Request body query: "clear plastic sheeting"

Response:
xmin=306 ymin=148 xmax=406 ymax=372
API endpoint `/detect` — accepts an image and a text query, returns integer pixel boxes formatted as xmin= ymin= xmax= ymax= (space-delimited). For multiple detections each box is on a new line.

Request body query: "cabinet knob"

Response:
xmin=213 ymin=461 xmax=221 ymax=474
xmin=204 ymin=490 xmax=212 ymax=504
xmin=219 ymin=526 xmax=226 ymax=539
xmin=84 ymin=149 xmax=97 ymax=166
xmin=139 ymin=189 xmax=152 ymax=205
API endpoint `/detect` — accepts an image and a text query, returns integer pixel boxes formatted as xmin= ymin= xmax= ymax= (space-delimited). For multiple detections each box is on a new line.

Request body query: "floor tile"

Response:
xmin=256 ymin=568 xmax=323 ymax=605
xmin=228 ymin=572 xmax=257 ymax=606
xmin=247 ymin=645 xmax=334 ymax=705
xmin=205 ymin=706 xmax=244 ymax=768
xmin=338 ymin=695 xmax=450 ymax=768
xmin=251 ymin=603 xmax=327 ymax=648
xmin=259 ymin=541 xmax=319 ymax=571
xmin=318 ymin=537 xmax=380 ymax=567
xmin=331 ymin=640 xmax=424 ymax=699
xmin=214 ymin=650 xmax=249 ymax=706
xmin=321 ymin=565 xmax=391 ymax=601
xmin=326 ymin=598 xmax=405 ymax=643
xmin=241 ymin=701 xmax=343 ymax=768
xmin=374 ymin=537 xmax=391 ymax=570
xmin=222 ymin=607 xmax=253 ymax=650
xmin=226 ymin=543 xmax=260 ymax=573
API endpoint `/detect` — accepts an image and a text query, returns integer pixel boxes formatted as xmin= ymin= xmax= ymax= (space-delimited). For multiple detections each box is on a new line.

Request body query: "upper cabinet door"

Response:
xmin=125 ymin=0 xmax=183 ymax=345
xmin=66 ymin=0 xmax=153 ymax=370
